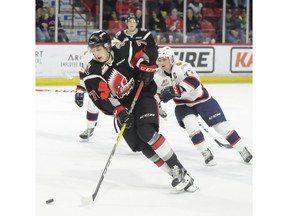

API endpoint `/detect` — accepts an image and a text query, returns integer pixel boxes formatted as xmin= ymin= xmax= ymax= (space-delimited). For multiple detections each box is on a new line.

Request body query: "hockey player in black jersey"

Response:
xmin=115 ymin=14 xmax=168 ymax=118
xmin=82 ymin=30 xmax=198 ymax=192
xmin=115 ymin=14 xmax=158 ymax=64
xmin=75 ymin=15 xmax=164 ymax=141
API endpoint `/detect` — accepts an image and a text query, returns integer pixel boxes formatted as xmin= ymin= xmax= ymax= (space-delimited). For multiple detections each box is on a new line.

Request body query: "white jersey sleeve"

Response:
xmin=171 ymin=60 xmax=210 ymax=106
xmin=78 ymin=49 xmax=94 ymax=90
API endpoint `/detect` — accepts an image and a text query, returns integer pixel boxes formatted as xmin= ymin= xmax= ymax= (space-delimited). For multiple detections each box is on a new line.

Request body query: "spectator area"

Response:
xmin=36 ymin=0 xmax=250 ymax=43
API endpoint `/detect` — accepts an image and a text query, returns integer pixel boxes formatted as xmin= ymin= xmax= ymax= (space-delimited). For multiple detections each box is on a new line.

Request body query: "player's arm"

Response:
xmin=74 ymin=49 xmax=92 ymax=107
xmin=176 ymin=64 xmax=203 ymax=96
xmin=160 ymin=64 xmax=200 ymax=103
xmin=84 ymin=75 xmax=121 ymax=115
xmin=130 ymin=48 xmax=158 ymax=87
xmin=173 ymin=64 xmax=209 ymax=101
xmin=84 ymin=70 xmax=132 ymax=127
xmin=143 ymin=32 xmax=158 ymax=63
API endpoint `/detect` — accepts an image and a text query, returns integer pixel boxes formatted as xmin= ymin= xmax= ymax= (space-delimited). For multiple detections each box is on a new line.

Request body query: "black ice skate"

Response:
xmin=80 ymin=128 xmax=94 ymax=140
xmin=240 ymin=147 xmax=253 ymax=164
xmin=171 ymin=165 xmax=198 ymax=192
xmin=159 ymin=107 xmax=167 ymax=118
xmin=201 ymin=148 xmax=217 ymax=166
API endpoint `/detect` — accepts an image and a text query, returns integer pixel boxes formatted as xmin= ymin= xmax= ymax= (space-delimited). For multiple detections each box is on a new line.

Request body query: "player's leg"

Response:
xmin=175 ymin=105 xmax=216 ymax=166
xmin=80 ymin=99 xmax=99 ymax=140
xmin=199 ymin=97 xmax=253 ymax=163
xmin=134 ymin=96 xmax=197 ymax=191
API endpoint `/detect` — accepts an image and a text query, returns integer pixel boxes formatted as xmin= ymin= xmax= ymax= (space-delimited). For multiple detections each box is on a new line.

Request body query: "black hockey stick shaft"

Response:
xmin=91 ymin=81 xmax=144 ymax=201
xmin=199 ymin=123 xmax=232 ymax=149
xmin=92 ymin=124 xmax=126 ymax=201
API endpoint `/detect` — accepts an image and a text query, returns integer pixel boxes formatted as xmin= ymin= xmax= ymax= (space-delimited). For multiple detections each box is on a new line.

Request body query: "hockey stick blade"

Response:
xmin=199 ymin=123 xmax=232 ymax=149
xmin=214 ymin=139 xmax=233 ymax=149
xmin=80 ymin=195 xmax=94 ymax=206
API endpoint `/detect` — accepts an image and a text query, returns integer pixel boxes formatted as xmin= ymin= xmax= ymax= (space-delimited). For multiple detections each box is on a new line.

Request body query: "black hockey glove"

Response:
xmin=75 ymin=92 xmax=84 ymax=107
xmin=113 ymin=106 xmax=133 ymax=128
xmin=138 ymin=71 xmax=154 ymax=87
xmin=130 ymin=49 xmax=157 ymax=87
xmin=160 ymin=85 xmax=182 ymax=103
xmin=74 ymin=85 xmax=86 ymax=107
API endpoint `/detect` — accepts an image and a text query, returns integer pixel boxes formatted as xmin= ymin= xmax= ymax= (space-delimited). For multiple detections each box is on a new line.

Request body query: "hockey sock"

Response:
xmin=140 ymin=143 xmax=172 ymax=175
xmin=191 ymin=132 xmax=209 ymax=152
xmin=87 ymin=111 xmax=99 ymax=128
xmin=213 ymin=121 xmax=245 ymax=151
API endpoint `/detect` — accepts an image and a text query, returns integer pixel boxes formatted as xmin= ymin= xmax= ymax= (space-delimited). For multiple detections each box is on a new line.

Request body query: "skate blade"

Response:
xmin=79 ymin=138 xmax=90 ymax=142
xmin=185 ymin=185 xmax=199 ymax=192
xmin=206 ymin=160 xmax=217 ymax=166
xmin=171 ymin=185 xmax=199 ymax=194
xmin=246 ymin=158 xmax=253 ymax=165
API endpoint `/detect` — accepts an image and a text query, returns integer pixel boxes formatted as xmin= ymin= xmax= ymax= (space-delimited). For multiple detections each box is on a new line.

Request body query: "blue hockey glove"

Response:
xmin=160 ymin=85 xmax=181 ymax=103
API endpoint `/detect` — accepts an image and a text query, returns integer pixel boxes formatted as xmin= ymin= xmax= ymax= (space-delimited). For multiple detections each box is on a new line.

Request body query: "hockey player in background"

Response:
xmin=156 ymin=46 xmax=253 ymax=165
xmin=115 ymin=14 xmax=169 ymax=118
xmin=82 ymin=30 xmax=198 ymax=192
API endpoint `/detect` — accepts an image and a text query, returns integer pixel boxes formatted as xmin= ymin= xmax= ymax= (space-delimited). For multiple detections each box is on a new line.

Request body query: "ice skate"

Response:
xmin=201 ymin=148 xmax=217 ymax=166
xmin=159 ymin=107 xmax=167 ymax=118
xmin=80 ymin=128 xmax=94 ymax=140
xmin=171 ymin=165 xmax=198 ymax=192
xmin=239 ymin=147 xmax=253 ymax=164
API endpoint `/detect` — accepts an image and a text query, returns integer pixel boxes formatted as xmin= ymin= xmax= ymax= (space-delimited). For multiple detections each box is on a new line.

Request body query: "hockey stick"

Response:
xmin=199 ymin=123 xmax=232 ymax=149
xmin=80 ymin=81 xmax=144 ymax=205
xmin=36 ymin=89 xmax=76 ymax=93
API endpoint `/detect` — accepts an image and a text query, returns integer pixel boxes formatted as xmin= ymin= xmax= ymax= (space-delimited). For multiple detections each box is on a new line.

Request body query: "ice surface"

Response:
xmin=36 ymin=84 xmax=252 ymax=216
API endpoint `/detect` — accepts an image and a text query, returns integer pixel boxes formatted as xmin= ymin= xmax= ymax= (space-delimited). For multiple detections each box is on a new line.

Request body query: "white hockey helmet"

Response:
xmin=157 ymin=46 xmax=175 ymax=64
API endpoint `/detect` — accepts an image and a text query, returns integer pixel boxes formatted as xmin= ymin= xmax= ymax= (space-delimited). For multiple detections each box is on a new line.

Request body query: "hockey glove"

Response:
xmin=138 ymin=71 xmax=154 ymax=87
xmin=74 ymin=85 xmax=86 ymax=107
xmin=75 ymin=92 xmax=84 ymax=107
xmin=113 ymin=106 xmax=133 ymax=128
xmin=160 ymin=85 xmax=182 ymax=103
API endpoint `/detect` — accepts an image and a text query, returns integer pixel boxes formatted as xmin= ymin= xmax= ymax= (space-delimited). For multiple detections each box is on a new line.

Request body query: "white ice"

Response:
xmin=36 ymin=84 xmax=252 ymax=216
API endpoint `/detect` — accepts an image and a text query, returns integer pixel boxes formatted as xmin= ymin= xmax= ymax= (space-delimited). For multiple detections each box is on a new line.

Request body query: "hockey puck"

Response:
xmin=46 ymin=199 xmax=54 ymax=204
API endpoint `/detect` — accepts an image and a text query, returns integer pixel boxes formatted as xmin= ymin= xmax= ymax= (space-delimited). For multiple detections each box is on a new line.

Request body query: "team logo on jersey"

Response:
xmin=161 ymin=79 xmax=170 ymax=87
xmin=175 ymin=62 xmax=182 ymax=66
xmin=108 ymin=69 xmax=135 ymax=99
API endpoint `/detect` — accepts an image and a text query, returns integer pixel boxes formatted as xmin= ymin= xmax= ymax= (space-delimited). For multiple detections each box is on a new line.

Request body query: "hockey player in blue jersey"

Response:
xmin=156 ymin=46 xmax=253 ymax=164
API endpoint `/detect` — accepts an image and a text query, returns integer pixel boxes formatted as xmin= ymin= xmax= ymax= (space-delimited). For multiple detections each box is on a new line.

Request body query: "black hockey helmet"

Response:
xmin=125 ymin=14 xmax=139 ymax=23
xmin=88 ymin=30 xmax=112 ymax=51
